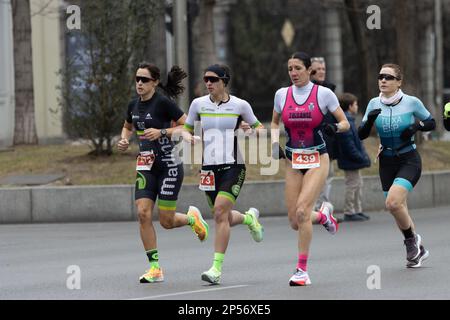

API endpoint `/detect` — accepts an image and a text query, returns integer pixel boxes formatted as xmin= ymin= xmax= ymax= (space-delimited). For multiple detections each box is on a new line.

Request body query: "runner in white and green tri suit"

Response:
xmin=183 ymin=64 xmax=264 ymax=284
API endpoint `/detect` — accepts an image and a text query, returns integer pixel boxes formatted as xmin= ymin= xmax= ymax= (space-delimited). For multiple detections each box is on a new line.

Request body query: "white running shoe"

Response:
xmin=319 ymin=202 xmax=338 ymax=235
xmin=289 ymin=268 xmax=311 ymax=286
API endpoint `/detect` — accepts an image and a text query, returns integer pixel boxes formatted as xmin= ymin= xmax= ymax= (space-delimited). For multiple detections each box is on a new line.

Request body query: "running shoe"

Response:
xmin=201 ymin=267 xmax=221 ymax=284
xmin=139 ymin=266 xmax=164 ymax=283
xmin=289 ymin=268 xmax=311 ymax=286
xmin=404 ymin=234 xmax=421 ymax=261
xmin=246 ymin=208 xmax=264 ymax=242
xmin=187 ymin=206 xmax=209 ymax=242
xmin=320 ymin=202 xmax=338 ymax=235
xmin=406 ymin=245 xmax=429 ymax=268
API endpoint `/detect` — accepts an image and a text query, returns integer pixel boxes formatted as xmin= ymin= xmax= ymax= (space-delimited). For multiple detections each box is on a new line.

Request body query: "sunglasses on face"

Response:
xmin=135 ymin=76 xmax=155 ymax=83
xmin=203 ymin=76 xmax=221 ymax=83
xmin=378 ymin=74 xmax=399 ymax=81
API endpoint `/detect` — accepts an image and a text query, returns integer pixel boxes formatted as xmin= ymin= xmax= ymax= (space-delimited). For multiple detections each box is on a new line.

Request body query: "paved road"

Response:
xmin=1 ymin=206 xmax=449 ymax=300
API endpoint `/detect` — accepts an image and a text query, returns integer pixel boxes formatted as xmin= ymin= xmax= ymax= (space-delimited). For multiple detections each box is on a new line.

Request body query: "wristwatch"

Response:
xmin=160 ymin=129 xmax=167 ymax=137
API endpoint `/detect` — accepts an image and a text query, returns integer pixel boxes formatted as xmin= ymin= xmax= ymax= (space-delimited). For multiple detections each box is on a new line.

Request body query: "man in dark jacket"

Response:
xmin=336 ymin=93 xmax=371 ymax=221
xmin=310 ymin=57 xmax=339 ymax=211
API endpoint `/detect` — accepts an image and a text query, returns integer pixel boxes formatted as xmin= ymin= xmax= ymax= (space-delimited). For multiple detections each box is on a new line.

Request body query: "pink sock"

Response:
xmin=317 ymin=211 xmax=327 ymax=225
xmin=297 ymin=254 xmax=308 ymax=271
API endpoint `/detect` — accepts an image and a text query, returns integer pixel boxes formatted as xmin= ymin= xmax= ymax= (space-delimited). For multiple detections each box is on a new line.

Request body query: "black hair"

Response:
xmin=204 ymin=64 xmax=231 ymax=86
xmin=290 ymin=52 xmax=312 ymax=69
xmin=137 ymin=62 xmax=187 ymax=99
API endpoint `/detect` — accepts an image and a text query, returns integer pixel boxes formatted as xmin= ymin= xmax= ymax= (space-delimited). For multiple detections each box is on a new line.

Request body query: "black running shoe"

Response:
xmin=406 ymin=245 xmax=429 ymax=268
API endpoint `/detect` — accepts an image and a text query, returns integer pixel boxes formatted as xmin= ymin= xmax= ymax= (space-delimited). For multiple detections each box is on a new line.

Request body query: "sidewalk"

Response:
xmin=1 ymin=170 xmax=450 ymax=224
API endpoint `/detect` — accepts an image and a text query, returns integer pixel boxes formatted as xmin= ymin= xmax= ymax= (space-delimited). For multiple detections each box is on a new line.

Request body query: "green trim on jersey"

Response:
xmin=183 ymin=123 xmax=194 ymax=132
xmin=199 ymin=113 xmax=240 ymax=118
xmin=251 ymin=121 xmax=262 ymax=129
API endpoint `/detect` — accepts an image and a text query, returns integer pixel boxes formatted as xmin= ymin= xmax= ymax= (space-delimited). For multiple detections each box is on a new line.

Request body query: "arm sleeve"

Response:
xmin=318 ymin=86 xmax=339 ymax=114
xmin=358 ymin=99 xmax=376 ymax=140
xmin=412 ymin=97 xmax=432 ymax=121
xmin=184 ymin=99 xmax=200 ymax=132
xmin=240 ymin=99 xmax=261 ymax=128
xmin=273 ymin=88 xmax=285 ymax=114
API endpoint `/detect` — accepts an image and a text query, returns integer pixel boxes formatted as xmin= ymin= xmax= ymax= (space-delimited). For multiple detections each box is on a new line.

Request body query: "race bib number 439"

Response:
xmin=292 ymin=149 xmax=320 ymax=169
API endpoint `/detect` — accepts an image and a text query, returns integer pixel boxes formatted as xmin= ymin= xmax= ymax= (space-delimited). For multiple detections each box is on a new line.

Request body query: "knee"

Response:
xmin=159 ymin=216 xmax=176 ymax=229
xmin=385 ymin=199 xmax=403 ymax=213
xmin=213 ymin=204 xmax=228 ymax=223
xmin=295 ymin=206 xmax=310 ymax=224
xmin=137 ymin=206 xmax=152 ymax=224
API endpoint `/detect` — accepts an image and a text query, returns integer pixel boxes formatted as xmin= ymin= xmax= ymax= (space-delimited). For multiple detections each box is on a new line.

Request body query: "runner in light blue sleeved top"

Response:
xmin=358 ymin=63 xmax=435 ymax=270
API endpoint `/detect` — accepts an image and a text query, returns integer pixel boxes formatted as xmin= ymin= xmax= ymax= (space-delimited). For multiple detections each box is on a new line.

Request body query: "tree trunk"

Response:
xmin=11 ymin=0 xmax=38 ymax=145
xmin=192 ymin=0 xmax=216 ymax=97
xmin=344 ymin=0 xmax=378 ymax=110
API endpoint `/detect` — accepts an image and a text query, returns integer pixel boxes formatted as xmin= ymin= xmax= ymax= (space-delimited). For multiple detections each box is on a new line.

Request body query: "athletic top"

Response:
xmin=274 ymin=82 xmax=339 ymax=151
xmin=362 ymin=94 xmax=432 ymax=156
xmin=184 ymin=94 xmax=261 ymax=166
xmin=126 ymin=92 xmax=184 ymax=155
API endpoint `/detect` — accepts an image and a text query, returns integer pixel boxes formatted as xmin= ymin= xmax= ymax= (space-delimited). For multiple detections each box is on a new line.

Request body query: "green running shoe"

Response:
xmin=246 ymin=208 xmax=264 ymax=242
xmin=139 ymin=266 xmax=164 ymax=283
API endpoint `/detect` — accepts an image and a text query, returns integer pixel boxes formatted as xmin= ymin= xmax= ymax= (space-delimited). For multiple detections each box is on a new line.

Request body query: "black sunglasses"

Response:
xmin=135 ymin=76 xmax=155 ymax=83
xmin=378 ymin=74 xmax=399 ymax=81
xmin=203 ymin=76 xmax=221 ymax=83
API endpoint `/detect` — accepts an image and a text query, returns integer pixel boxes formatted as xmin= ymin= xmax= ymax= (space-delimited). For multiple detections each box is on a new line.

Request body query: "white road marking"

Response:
xmin=128 ymin=284 xmax=250 ymax=300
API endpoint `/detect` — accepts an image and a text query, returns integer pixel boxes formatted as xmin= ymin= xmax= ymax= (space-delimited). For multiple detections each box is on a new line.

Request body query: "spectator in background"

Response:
xmin=310 ymin=57 xmax=339 ymax=211
xmin=336 ymin=93 xmax=371 ymax=222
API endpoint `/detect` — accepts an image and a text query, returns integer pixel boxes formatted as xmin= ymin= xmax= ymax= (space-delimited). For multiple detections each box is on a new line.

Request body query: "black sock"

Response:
xmin=401 ymin=227 xmax=414 ymax=239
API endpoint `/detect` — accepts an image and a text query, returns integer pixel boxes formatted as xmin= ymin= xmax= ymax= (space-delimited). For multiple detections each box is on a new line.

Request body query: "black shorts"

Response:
xmin=135 ymin=157 xmax=184 ymax=211
xmin=379 ymin=149 xmax=422 ymax=194
xmin=201 ymin=164 xmax=246 ymax=208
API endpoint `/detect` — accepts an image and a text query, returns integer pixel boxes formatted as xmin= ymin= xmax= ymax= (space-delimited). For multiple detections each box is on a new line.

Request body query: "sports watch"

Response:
xmin=160 ymin=129 xmax=167 ymax=137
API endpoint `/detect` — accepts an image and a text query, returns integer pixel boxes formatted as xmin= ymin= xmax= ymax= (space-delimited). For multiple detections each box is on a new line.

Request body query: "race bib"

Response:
xmin=292 ymin=149 xmax=320 ymax=169
xmin=199 ymin=170 xmax=215 ymax=191
xmin=136 ymin=151 xmax=155 ymax=171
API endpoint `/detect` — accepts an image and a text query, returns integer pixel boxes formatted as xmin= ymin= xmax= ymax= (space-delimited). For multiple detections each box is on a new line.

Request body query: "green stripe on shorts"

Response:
xmin=217 ymin=191 xmax=236 ymax=204
xmin=158 ymin=199 xmax=177 ymax=211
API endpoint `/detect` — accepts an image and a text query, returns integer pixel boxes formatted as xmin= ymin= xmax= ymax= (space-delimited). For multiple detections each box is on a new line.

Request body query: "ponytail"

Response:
xmin=159 ymin=66 xmax=187 ymax=99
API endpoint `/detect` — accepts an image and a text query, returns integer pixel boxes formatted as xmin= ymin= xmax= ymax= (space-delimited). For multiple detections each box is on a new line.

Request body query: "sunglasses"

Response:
xmin=135 ymin=76 xmax=155 ymax=83
xmin=203 ymin=76 xmax=221 ymax=83
xmin=378 ymin=74 xmax=399 ymax=81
